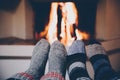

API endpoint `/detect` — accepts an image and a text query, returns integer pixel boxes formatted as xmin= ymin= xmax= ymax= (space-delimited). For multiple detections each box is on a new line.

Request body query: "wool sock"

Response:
xmin=41 ymin=41 xmax=67 ymax=80
xmin=67 ymin=40 xmax=85 ymax=56
xmin=86 ymin=42 xmax=119 ymax=80
xmin=67 ymin=40 xmax=91 ymax=80
xmin=8 ymin=39 xmax=50 ymax=80
xmin=86 ymin=43 xmax=106 ymax=59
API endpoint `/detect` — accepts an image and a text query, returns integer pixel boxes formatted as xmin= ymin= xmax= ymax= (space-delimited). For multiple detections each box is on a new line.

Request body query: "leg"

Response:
xmin=67 ymin=40 xmax=91 ymax=80
xmin=41 ymin=41 xmax=67 ymax=80
xmin=86 ymin=42 xmax=120 ymax=80
xmin=7 ymin=39 xmax=50 ymax=80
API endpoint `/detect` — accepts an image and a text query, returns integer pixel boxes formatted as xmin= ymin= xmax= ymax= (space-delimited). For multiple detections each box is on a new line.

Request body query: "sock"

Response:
xmin=86 ymin=42 xmax=119 ymax=80
xmin=8 ymin=39 xmax=50 ymax=80
xmin=86 ymin=43 xmax=106 ymax=59
xmin=67 ymin=40 xmax=85 ymax=56
xmin=89 ymin=54 xmax=118 ymax=80
xmin=41 ymin=41 xmax=67 ymax=80
xmin=67 ymin=40 xmax=91 ymax=80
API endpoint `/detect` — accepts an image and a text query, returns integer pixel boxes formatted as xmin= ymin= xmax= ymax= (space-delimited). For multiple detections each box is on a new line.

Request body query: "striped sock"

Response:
xmin=86 ymin=42 xmax=120 ymax=80
xmin=67 ymin=40 xmax=91 ymax=80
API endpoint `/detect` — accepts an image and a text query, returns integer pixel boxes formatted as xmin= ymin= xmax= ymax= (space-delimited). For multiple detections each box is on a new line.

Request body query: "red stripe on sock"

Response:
xmin=41 ymin=72 xmax=64 ymax=80
xmin=19 ymin=72 xmax=34 ymax=80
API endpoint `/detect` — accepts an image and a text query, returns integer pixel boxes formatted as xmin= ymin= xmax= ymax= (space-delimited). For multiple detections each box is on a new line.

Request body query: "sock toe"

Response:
xmin=68 ymin=40 xmax=85 ymax=55
xmin=34 ymin=39 xmax=50 ymax=51
xmin=86 ymin=43 xmax=106 ymax=59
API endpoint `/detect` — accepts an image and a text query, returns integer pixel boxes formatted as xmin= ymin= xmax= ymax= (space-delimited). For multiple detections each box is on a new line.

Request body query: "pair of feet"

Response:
xmin=26 ymin=39 xmax=66 ymax=80
xmin=12 ymin=39 xmax=106 ymax=80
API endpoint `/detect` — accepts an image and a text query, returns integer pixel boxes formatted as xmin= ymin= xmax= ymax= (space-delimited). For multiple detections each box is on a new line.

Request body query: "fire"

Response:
xmin=75 ymin=29 xmax=90 ymax=40
xmin=39 ymin=2 xmax=89 ymax=46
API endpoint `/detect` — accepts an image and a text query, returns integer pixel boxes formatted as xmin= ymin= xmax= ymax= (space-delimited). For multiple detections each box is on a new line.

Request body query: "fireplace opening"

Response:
xmin=0 ymin=0 xmax=119 ymax=46
xmin=0 ymin=0 xmax=98 ymax=45
xmin=31 ymin=1 xmax=98 ymax=46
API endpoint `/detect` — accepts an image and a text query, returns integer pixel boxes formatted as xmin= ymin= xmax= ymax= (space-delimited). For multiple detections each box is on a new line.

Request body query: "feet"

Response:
xmin=25 ymin=39 xmax=50 ymax=80
xmin=68 ymin=40 xmax=86 ymax=55
xmin=67 ymin=40 xmax=86 ymax=68
xmin=67 ymin=40 xmax=90 ymax=80
xmin=49 ymin=41 xmax=67 ymax=77
xmin=86 ymin=43 xmax=106 ymax=59
xmin=41 ymin=41 xmax=67 ymax=80
xmin=8 ymin=39 xmax=107 ymax=80
xmin=8 ymin=39 xmax=50 ymax=80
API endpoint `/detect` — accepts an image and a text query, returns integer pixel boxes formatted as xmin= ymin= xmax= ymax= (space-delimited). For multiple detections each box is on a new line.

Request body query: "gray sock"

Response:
xmin=68 ymin=40 xmax=86 ymax=55
xmin=67 ymin=40 xmax=86 ymax=72
xmin=48 ymin=41 xmax=67 ymax=77
xmin=26 ymin=39 xmax=50 ymax=79
xmin=9 ymin=39 xmax=50 ymax=80
xmin=86 ymin=44 xmax=106 ymax=59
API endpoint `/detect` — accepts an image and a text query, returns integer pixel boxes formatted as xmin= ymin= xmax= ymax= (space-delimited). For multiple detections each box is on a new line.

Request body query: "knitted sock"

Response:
xmin=8 ymin=39 xmax=50 ymax=80
xmin=41 ymin=41 xmax=67 ymax=80
xmin=67 ymin=40 xmax=91 ymax=80
xmin=86 ymin=43 xmax=106 ymax=59
xmin=86 ymin=42 xmax=119 ymax=80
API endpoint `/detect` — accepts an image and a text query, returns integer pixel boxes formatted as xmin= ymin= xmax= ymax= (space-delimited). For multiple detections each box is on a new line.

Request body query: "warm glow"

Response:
xmin=39 ymin=2 xmax=89 ymax=46
xmin=46 ymin=3 xmax=58 ymax=44
xmin=75 ymin=29 xmax=90 ymax=40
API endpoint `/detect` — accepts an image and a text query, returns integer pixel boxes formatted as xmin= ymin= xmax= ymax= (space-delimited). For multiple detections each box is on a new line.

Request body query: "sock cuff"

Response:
xmin=40 ymin=72 xmax=64 ymax=80
xmin=89 ymin=54 xmax=109 ymax=65
xmin=67 ymin=53 xmax=86 ymax=68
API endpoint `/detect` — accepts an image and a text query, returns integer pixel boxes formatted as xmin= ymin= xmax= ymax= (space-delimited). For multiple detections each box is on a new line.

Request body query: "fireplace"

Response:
xmin=31 ymin=1 xmax=98 ymax=46
xmin=0 ymin=0 xmax=120 ymax=47
xmin=29 ymin=0 xmax=120 ymax=52
xmin=29 ymin=0 xmax=120 ymax=46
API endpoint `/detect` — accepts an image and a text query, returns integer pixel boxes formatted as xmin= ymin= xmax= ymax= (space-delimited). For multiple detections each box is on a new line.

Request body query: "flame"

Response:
xmin=39 ymin=2 xmax=89 ymax=46
xmin=75 ymin=29 xmax=90 ymax=40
